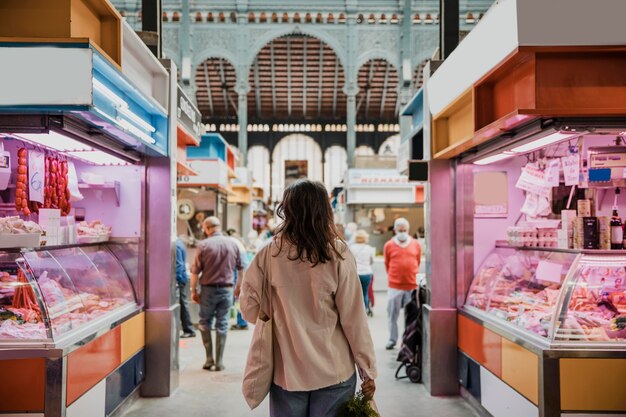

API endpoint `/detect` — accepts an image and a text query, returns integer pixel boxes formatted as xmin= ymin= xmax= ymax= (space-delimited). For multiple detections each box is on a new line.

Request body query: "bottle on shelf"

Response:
xmin=611 ymin=188 xmax=623 ymax=250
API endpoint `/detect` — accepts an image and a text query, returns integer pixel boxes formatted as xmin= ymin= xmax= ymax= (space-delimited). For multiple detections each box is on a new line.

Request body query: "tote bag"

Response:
xmin=242 ymin=249 xmax=273 ymax=409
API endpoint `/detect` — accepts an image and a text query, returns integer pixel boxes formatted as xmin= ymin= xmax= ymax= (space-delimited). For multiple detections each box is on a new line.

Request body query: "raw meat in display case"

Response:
xmin=554 ymin=256 xmax=626 ymax=343
xmin=0 ymin=244 xmax=137 ymax=344
xmin=465 ymin=247 xmax=626 ymax=346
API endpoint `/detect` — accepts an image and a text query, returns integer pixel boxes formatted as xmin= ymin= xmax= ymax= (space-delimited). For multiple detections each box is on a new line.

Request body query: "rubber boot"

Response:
xmin=201 ymin=330 xmax=214 ymax=370
xmin=214 ymin=332 xmax=227 ymax=371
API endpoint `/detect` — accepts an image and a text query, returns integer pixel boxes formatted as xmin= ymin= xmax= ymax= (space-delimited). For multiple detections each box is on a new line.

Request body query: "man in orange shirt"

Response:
xmin=383 ymin=218 xmax=421 ymax=350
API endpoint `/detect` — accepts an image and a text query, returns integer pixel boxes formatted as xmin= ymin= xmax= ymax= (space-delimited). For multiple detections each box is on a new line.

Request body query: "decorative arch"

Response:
xmin=271 ymin=134 xmax=323 ymax=201
xmin=246 ymin=26 xmax=347 ymax=70
xmin=378 ymin=134 xmax=400 ymax=156
xmin=247 ymin=34 xmax=347 ymax=120
xmin=247 ymin=145 xmax=271 ymax=198
xmin=355 ymin=145 xmax=375 ymax=156
xmin=324 ymin=146 xmax=348 ymax=191
xmin=192 ymin=49 xmax=237 ymax=74
xmin=356 ymin=49 xmax=399 ymax=70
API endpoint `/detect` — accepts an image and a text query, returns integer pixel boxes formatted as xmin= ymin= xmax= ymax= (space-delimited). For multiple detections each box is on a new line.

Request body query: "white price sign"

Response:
xmin=536 ymin=260 xmax=563 ymax=284
xmin=561 ymin=155 xmax=580 ymax=186
xmin=28 ymin=150 xmax=45 ymax=204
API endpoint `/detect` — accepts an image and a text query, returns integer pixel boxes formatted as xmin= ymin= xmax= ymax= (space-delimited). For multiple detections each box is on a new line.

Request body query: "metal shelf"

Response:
xmin=495 ymin=240 xmax=626 ymax=255
xmin=78 ymin=181 xmax=120 ymax=207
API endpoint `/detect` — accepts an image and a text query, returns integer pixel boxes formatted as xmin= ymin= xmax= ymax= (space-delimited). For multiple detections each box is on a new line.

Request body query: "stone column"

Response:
xmin=345 ymin=8 xmax=358 ymax=168
xmin=238 ymin=91 xmax=248 ymax=162
xmin=346 ymin=94 xmax=357 ymax=167
xmin=236 ymin=2 xmax=250 ymax=161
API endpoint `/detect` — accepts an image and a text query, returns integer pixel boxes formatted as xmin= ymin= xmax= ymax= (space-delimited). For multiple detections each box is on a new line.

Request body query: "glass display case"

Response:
xmin=464 ymin=246 xmax=626 ymax=346
xmin=0 ymin=244 xmax=137 ymax=346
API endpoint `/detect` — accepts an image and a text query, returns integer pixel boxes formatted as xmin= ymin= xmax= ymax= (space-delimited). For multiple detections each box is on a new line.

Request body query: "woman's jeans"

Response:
xmin=358 ymin=274 xmax=372 ymax=310
xmin=269 ymin=373 xmax=356 ymax=417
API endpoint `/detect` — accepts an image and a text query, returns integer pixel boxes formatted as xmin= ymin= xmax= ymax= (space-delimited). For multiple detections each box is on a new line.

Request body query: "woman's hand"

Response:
xmin=361 ymin=378 xmax=376 ymax=399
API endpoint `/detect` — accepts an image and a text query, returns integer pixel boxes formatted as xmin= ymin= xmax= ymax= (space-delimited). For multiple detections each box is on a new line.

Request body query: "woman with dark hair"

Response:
xmin=237 ymin=179 xmax=377 ymax=417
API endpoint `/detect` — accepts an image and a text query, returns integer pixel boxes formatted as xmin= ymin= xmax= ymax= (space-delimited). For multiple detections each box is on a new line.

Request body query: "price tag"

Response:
xmin=28 ymin=150 xmax=45 ymax=204
xmin=561 ymin=155 xmax=580 ymax=186
xmin=536 ymin=260 xmax=563 ymax=284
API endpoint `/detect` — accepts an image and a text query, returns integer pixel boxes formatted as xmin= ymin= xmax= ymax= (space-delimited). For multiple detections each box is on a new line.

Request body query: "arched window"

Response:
xmin=271 ymin=134 xmax=322 ymax=201
xmin=324 ymin=146 xmax=347 ymax=191
xmin=247 ymin=146 xmax=271 ymax=198
xmin=355 ymin=146 xmax=375 ymax=157
xmin=378 ymin=135 xmax=400 ymax=156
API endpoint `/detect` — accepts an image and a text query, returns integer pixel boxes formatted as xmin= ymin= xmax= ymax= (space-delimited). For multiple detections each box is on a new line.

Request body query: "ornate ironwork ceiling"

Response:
xmin=356 ymin=59 xmax=399 ymax=120
xmin=195 ymin=58 xmax=237 ymax=118
xmin=248 ymin=35 xmax=347 ymax=120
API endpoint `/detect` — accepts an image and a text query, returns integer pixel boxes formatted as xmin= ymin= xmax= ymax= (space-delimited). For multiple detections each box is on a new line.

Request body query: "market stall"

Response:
xmin=0 ymin=8 xmax=177 ymax=416
xmin=343 ymin=168 xmax=424 ymax=253
xmin=177 ymin=133 xmax=238 ymax=243
xmin=426 ymin=1 xmax=626 ymax=416
xmin=227 ymin=167 xmax=253 ymax=237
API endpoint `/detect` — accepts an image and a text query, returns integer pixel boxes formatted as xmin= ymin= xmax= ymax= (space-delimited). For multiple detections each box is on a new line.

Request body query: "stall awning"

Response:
xmin=428 ymin=0 xmax=626 ymax=160
xmin=0 ymin=41 xmax=169 ymax=157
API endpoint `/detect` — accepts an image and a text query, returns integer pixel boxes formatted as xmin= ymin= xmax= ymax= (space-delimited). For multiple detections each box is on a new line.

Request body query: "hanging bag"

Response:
xmin=242 ymin=247 xmax=274 ymax=409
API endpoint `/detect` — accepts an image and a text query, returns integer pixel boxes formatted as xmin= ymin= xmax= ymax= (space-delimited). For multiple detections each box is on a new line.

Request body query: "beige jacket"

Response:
xmin=240 ymin=239 xmax=377 ymax=392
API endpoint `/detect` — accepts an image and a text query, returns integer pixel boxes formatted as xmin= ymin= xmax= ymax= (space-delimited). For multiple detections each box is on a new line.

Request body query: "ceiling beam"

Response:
xmin=254 ymin=57 xmax=262 ymax=118
xmin=317 ymin=42 xmax=324 ymax=117
xmin=218 ymin=58 xmax=229 ymax=117
xmin=379 ymin=61 xmax=390 ymax=118
xmin=364 ymin=61 xmax=375 ymax=117
xmin=270 ymin=42 xmax=277 ymax=118
xmin=302 ymin=37 xmax=308 ymax=116
xmin=332 ymin=59 xmax=339 ymax=118
xmin=287 ymin=38 xmax=292 ymax=117
xmin=202 ymin=61 xmax=214 ymax=116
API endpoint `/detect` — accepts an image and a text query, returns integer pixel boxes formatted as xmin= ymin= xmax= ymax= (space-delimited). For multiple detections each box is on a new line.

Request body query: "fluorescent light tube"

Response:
xmin=117 ymin=119 xmax=157 ymax=144
xmin=68 ymin=150 xmax=129 ymax=166
xmin=473 ymin=153 xmax=515 ymax=165
xmin=510 ymin=132 xmax=577 ymax=154
xmin=16 ymin=131 xmax=93 ymax=152
xmin=118 ymin=107 xmax=156 ymax=133
xmin=93 ymin=79 xmax=128 ymax=108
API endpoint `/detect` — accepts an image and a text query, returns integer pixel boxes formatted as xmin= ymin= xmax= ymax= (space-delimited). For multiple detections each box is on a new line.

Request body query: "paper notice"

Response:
xmin=544 ymin=159 xmax=561 ymax=187
xmin=536 ymin=260 xmax=563 ymax=284
xmin=67 ymin=161 xmax=84 ymax=202
xmin=28 ymin=150 xmax=45 ymax=203
xmin=561 ymin=155 xmax=580 ymax=186
xmin=516 ymin=164 xmax=551 ymax=197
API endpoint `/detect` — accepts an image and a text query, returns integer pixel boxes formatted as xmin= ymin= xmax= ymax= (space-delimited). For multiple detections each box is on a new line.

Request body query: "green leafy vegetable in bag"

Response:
xmin=337 ymin=391 xmax=379 ymax=417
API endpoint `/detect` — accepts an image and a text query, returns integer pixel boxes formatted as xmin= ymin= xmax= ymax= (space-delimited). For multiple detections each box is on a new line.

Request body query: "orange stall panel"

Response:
xmin=458 ymin=314 xmax=502 ymax=377
xmin=0 ymin=358 xmax=46 ymax=412
xmin=67 ymin=327 xmax=121 ymax=406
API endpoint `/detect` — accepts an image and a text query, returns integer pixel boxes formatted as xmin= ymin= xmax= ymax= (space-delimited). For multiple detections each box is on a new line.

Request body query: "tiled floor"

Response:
xmin=121 ymin=287 xmax=480 ymax=417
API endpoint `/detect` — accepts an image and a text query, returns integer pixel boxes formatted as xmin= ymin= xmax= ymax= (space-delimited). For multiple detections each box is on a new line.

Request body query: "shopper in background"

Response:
xmin=383 ymin=218 xmax=421 ymax=350
xmin=226 ymin=228 xmax=250 ymax=330
xmin=190 ymin=217 xmax=243 ymax=371
xmin=349 ymin=230 xmax=375 ymax=313
xmin=237 ymin=180 xmax=377 ymax=417
xmin=176 ymin=237 xmax=196 ymax=338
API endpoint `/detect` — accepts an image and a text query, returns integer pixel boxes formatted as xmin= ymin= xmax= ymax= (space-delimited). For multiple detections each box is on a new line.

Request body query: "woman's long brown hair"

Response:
xmin=274 ymin=179 xmax=344 ymax=266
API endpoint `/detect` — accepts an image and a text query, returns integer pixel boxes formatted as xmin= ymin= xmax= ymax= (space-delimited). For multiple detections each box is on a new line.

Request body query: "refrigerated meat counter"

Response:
xmin=459 ymin=245 xmax=626 ymax=417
